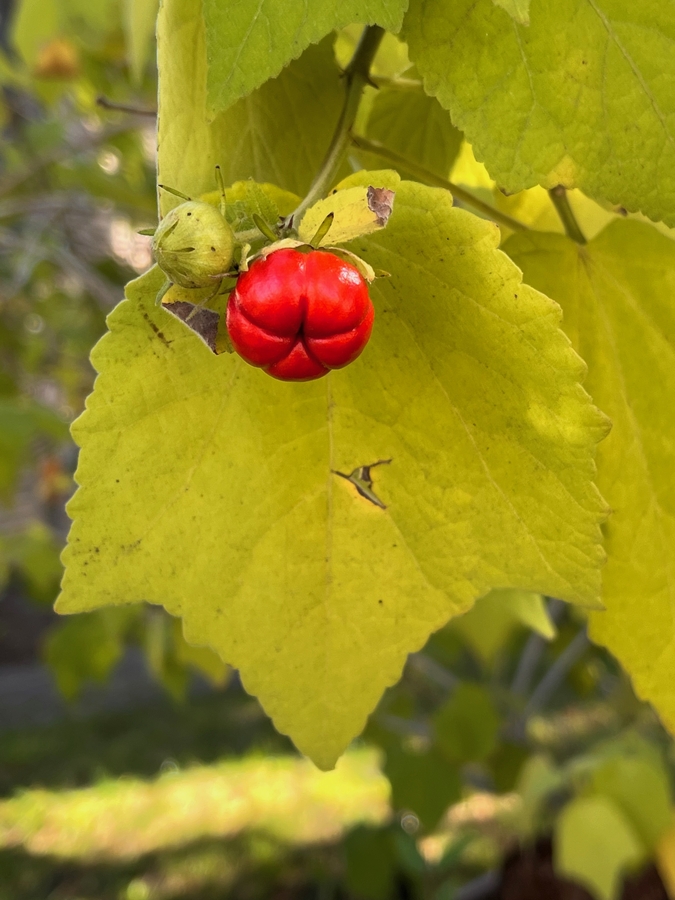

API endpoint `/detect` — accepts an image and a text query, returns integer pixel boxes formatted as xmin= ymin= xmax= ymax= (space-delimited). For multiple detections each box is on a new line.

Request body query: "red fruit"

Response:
xmin=226 ymin=249 xmax=374 ymax=382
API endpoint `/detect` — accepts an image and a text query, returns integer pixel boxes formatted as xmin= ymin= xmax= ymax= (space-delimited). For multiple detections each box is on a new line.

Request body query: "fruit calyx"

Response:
xmin=152 ymin=200 xmax=235 ymax=290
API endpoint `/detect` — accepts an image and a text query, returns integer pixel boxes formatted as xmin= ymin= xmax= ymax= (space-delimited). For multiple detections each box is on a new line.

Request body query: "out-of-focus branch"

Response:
xmin=0 ymin=122 xmax=136 ymax=198
xmin=510 ymin=598 xmax=566 ymax=696
xmin=0 ymin=227 xmax=120 ymax=310
xmin=96 ymin=96 xmax=157 ymax=116
xmin=523 ymin=628 xmax=589 ymax=719
xmin=409 ymin=653 xmax=459 ymax=691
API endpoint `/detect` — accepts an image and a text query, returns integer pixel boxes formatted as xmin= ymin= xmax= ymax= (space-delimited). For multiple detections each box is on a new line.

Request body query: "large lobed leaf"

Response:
xmin=202 ymin=0 xmax=408 ymax=114
xmin=57 ymin=177 xmax=608 ymax=768
xmin=404 ymin=0 xmax=675 ymax=226
xmin=506 ymin=220 xmax=675 ymax=737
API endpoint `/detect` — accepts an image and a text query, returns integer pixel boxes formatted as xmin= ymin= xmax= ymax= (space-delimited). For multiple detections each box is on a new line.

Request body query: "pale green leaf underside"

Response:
xmin=158 ymin=0 xmax=344 ymax=210
xmin=58 ymin=180 xmax=607 ymax=768
xmin=123 ymin=0 xmax=158 ymax=84
xmin=505 ymin=221 xmax=675 ymax=737
xmin=202 ymin=0 xmax=408 ymax=113
xmin=362 ymin=84 xmax=462 ymax=179
xmin=492 ymin=0 xmax=531 ymax=26
xmin=404 ymin=0 xmax=675 ymax=225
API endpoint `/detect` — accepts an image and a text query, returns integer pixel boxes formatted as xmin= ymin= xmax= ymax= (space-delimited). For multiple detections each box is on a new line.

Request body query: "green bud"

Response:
xmin=152 ymin=201 xmax=235 ymax=289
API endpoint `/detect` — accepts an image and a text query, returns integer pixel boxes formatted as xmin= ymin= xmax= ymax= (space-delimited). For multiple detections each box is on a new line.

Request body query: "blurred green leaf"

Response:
xmin=123 ymin=0 xmax=158 ymax=84
xmin=44 ymin=608 xmax=138 ymax=700
xmin=515 ymin=754 xmax=565 ymax=838
xmin=344 ymin=825 xmax=395 ymax=900
xmin=5 ymin=522 xmax=63 ymax=604
xmin=488 ymin=741 xmax=529 ymax=793
xmin=433 ymin=684 xmax=499 ymax=764
xmin=394 ymin=830 xmax=427 ymax=876
xmin=385 ymin=745 xmax=461 ymax=831
xmin=12 ymin=0 xmax=60 ymax=66
xmin=452 ymin=589 xmax=555 ymax=663
xmin=589 ymin=746 xmax=672 ymax=852
xmin=555 ymin=795 xmax=645 ymax=900
xmin=0 ymin=400 xmax=68 ymax=500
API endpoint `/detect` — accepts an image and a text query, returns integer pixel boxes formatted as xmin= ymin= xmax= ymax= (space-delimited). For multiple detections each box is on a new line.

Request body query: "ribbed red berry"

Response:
xmin=226 ymin=249 xmax=374 ymax=382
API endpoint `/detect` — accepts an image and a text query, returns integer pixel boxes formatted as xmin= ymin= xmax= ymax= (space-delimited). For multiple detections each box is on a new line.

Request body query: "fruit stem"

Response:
xmin=549 ymin=185 xmax=587 ymax=244
xmin=284 ymin=25 xmax=385 ymax=231
xmin=351 ymin=134 xmax=530 ymax=233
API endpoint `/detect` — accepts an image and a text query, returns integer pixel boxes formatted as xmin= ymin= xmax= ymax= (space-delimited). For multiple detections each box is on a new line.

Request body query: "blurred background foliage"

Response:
xmin=0 ymin=1 xmax=674 ymax=898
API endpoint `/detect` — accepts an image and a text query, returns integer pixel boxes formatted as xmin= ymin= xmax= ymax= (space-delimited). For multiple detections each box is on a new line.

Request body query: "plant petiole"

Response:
xmin=549 ymin=185 xmax=587 ymax=244
xmin=283 ymin=25 xmax=386 ymax=232
xmin=351 ymin=134 xmax=530 ymax=234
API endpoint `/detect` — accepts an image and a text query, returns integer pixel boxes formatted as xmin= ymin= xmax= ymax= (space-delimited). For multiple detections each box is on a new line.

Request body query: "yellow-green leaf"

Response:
xmin=590 ymin=748 xmax=672 ymax=852
xmin=298 ymin=183 xmax=397 ymax=247
xmin=555 ymin=796 xmax=644 ymax=900
xmin=404 ymin=0 xmax=675 ymax=226
xmin=505 ymin=221 xmax=675 ymax=743
xmin=57 ymin=179 xmax=608 ymax=768
xmin=202 ymin=0 xmax=408 ymax=113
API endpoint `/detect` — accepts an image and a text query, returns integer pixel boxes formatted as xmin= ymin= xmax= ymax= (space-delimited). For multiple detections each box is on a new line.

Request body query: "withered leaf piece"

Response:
xmin=334 ymin=459 xmax=392 ymax=509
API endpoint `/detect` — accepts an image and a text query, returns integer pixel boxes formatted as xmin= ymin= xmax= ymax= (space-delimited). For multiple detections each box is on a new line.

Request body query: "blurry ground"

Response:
xmin=0 ymin=625 xmax=389 ymax=899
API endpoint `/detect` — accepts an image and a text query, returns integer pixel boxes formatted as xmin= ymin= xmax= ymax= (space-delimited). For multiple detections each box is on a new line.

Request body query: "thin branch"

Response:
xmin=378 ymin=713 xmax=430 ymax=738
xmin=0 ymin=123 xmax=136 ymax=198
xmin=0 ymin=227 xmax=121 ymax=310
xmin=549 ymin=185 xmax=587 ymax=244
xmin=351 ymin=134 xmax=529 ymax=233
xmin=510 ymin=598 xmax=566 ymax=696
xmin=51 ymin=245 xmax=121 ymax=310
xmin=523 ymin=628 xmax=589 ymax=719
xmin=409 ymin=653 xmax=459 ymax=691
xmin=97 ymin=96 xmax=157 ymax=116
xmin=454 ymin=871 xmax=501 ymax=900
xmin=284 ymin=25 xmax=385 ymax=230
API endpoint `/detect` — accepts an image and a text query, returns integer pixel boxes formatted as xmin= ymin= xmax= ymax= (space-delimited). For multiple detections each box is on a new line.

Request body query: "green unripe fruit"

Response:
xmin=152 ymin=201 xmax=235 ymax=289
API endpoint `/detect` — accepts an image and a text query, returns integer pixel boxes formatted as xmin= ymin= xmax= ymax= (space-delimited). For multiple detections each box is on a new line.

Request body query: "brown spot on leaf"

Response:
xmin=141 ymin=311 xmax=171 ymax=348
xmin=367 ymin=186 xmax=395 ymax=227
